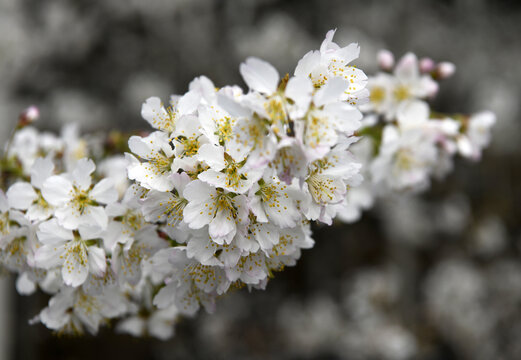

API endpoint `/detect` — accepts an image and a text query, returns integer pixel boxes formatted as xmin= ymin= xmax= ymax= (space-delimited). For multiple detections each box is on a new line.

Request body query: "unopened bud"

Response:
xmin=419 ymin=57 xmax=435 ymax=73
xmin=377 ymin=49 xmax=394 ymax=71
xmin=18 ymin=106 xmax=39 ymax=127
xmin=436 ymin=62 xmax=456 ymax=79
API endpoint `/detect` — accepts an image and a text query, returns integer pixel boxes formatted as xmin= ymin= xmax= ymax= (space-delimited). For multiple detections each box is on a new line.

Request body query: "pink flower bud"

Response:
xmin=377 ymin=49 xmax=394 ymax=71
xmin=437 ymin=62 xmax=456 ymax=79
xmin=419 ymin=57 xmax=435 ymax=73
xmin=18 ymin=105 xmax=39 ymax=127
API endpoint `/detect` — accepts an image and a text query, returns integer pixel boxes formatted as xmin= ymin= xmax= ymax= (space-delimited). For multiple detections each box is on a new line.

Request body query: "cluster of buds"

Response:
xmin=0 ymin=30 xmax=494 ymax=339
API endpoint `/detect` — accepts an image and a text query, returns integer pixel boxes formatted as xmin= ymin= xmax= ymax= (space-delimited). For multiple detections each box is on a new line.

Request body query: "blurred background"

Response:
xmin=1 ymin=0 xmax=521 ymax=359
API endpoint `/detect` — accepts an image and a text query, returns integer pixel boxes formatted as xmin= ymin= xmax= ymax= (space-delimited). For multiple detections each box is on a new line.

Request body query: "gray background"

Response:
xmin=1 ymin=0 xmax=521 ymax=359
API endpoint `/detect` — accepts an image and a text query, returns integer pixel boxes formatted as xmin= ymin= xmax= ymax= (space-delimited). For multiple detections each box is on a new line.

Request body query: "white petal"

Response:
xmin=285 ymin=76 xmax=313 ymax=112
xmin=91 ymin=179 xmax=118 ymax=204
xmin=71 ymin=158 xmax=95 ymax=190
xmin=84 ymin=206 xmax=109 ymax=230
xmin=141 ymin=97 xmax=169 ymax=131
xmin=62 ymin=247 xmax=89 ymax=287
xmin=336 ymin=43 xmax=360 ymax=64
xmin=177 ymin=91 xmax=200 ymax=115
xmin=26 ymin=204 xmax=53 ymax=222
xmin=294 ymin=50 xmax=321 ymax=78
xmin=197 ymin=144 xmax=225 ymax=171
xmin=34 ymin=243 xmax=67 ymax=269
xmin=88 ymin=246 xmax=107 ymax=277
xmin=37 ymin=219 xmax=74 ymax=244
xmin=153 ymin=283 xmax=177 ymax=309
xmin=0 ymin=190 xmax=7 ymax=213
xmin=208 ymin=209 xmax=235 ymax=244
xmin=240 ymin=57 xmax=279 ymax=95
xmin=42 ymin=176 xmax=73 ymax=206
xmin=16 ymin=272 xmax=37 ymax=295
xmin=183 ymin=201 xmax=214 ymax=229
xmin=128 ymin=136 xmax=154 ymax=159
xmin=183 ymin=180 xmax=214 ymax=203
xmin=397 ymin=100 xmax=429 ymax=129
xmin=395 ymin=53 xmax=419 ymax=82
xmin=7 ymin=182 xmax=37 ymax=210
xmin=314 ymin=77 xmax=349 ymax=107
xmin=30 ymin=157 xmax=55 ymax=189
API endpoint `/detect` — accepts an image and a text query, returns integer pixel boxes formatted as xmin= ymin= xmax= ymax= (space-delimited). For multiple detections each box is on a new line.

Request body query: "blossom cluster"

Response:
xmin=336 ymin=50 xmax=496 ymax=223
xmin=0 ymin=30 xmax=494 ymax=339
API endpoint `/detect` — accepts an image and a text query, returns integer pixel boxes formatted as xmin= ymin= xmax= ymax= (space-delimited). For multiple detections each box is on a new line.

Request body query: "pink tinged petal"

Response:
xmin=395 ymin=53 xmax=419 ymax=82
xmin=240 ymin=57 xmax=279 ymax=95
xmin=7 ymin=182 xmax=37 ymax=210
xmin=62 ymin=247 xmax=89 ymax=287
xmin=208 ymin=209 xmax=236 ymax=244
xmin=42 ymin=175 xmax=73 ymax=206
xmin=197 ymin=144 xmax=225 ymax=171
xmin=71 ymin=158 xmax=95 ymax=190
xmin=88 ymin=246 xmax=107 ymax=277
xmin=30 ymin=157 xmax=55 ymax=189
xmin=91 ymin=179 xmax=118 ymax=204
xmin=378 ymin=49 xmax=395 ymax=70
xmin=34 ymin=243 xmax=67 ymax=269
xmin=314 ymin=77 xmax=349 ymax=107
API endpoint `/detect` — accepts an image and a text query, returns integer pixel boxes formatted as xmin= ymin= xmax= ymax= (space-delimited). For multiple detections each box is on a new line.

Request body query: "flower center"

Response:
xmin=393 ymin=85 xmax=410 ymax=101
xmin=307 ymin=173 xmax=337 ymax=204
xmin=370 ymin=86 xmax=386 ymax=104
xmin=71 ymin=189 xmax=93 ymax=215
